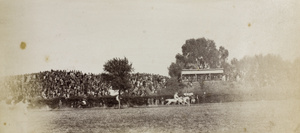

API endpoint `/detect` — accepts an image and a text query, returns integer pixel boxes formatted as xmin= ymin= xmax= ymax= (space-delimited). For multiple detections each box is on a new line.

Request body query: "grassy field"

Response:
xmin=2 ymin=100 xmax=300 ymax=133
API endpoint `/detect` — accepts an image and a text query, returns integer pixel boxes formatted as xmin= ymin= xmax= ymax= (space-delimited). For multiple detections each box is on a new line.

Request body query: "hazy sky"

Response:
xmin=1 ymin=0 xmax=299 ymax=77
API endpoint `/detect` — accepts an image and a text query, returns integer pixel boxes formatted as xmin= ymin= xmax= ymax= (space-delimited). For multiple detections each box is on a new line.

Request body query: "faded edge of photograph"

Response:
xmin=0 ymin=0 xmax=300 ymax=133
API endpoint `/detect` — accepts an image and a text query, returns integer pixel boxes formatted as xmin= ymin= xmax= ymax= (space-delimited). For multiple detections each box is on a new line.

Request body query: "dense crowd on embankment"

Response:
xmin=0 ymin=70 xmax=168 ymax=104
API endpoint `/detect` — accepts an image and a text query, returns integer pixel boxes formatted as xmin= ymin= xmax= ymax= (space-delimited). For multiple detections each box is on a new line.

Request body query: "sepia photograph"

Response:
xmin=0 ymin=0 xmax=300 ymax=132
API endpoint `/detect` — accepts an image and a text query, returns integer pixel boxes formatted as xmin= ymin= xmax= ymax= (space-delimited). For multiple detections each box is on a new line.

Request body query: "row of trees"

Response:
xmin=229 ymin=54 xmax=300 ymax=88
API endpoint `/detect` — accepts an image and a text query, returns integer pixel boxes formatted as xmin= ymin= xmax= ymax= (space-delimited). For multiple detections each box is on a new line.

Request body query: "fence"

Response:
xmin=26 ymin=94 xmax=243 ymax=109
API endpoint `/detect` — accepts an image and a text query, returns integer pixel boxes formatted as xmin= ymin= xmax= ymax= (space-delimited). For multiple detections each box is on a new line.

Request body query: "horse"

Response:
xmin=178 ymin=96 xmax=190 ymax=106
xmin=165 ymin=98 xmax=178 ymax=105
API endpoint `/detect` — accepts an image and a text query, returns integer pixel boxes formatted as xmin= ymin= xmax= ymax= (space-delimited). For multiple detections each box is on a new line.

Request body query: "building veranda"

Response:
xmin=181 ymin=68 xmax=225 ymax=82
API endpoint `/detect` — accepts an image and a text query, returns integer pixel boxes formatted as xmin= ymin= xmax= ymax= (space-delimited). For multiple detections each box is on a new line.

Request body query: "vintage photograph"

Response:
xmin=0 ymin=0 xmax=300 ymax=132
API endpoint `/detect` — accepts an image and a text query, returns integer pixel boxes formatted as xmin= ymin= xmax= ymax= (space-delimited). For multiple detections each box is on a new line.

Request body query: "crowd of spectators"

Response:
xmin=130 ymin=73 xmax=167 ymax=96
xmin=181 ymin=74 xmax=224 ymax=83
xmin=0 ymin=70 xmax=168 ymax=102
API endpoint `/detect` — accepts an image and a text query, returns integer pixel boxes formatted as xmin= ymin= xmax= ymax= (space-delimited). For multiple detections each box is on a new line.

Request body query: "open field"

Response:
xmin=2 ymin=100 xmax=300 ymax=133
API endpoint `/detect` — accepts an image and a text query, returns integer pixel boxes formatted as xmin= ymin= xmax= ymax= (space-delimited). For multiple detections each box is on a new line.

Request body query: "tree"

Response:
xmin=219 ymin=46 xmax=229 ymax=68
xmin=101 ymin=57 xmax=133 ymax=109
xmin=168 ymin=62 xmax=183 ymax=79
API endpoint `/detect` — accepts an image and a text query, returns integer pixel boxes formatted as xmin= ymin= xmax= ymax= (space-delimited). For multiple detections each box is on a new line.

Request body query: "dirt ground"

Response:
xmin=1 ymin=99 xmax=300 ymax=133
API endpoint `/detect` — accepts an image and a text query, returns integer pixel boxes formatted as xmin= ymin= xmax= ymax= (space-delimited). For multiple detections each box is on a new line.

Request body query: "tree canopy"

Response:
xmin=230 ymin=54 xmax=293 ymax=87
xmin=101 ymin=57 xmax=133 ymax=93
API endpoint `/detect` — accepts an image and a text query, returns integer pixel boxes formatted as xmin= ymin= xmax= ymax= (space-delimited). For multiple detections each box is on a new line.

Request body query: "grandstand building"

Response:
xmin=181 ymin=68 xmax=224 ymax=82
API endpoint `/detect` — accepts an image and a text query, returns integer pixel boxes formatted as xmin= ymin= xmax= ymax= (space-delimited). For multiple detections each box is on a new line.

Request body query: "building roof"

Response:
xmin=181 ymin=68 xmax=224 ymax=75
